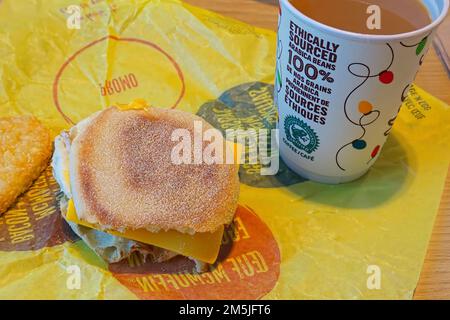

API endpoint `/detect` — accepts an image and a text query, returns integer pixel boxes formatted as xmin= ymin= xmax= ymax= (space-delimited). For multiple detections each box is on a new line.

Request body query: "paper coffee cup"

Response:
xmin=275 ymin=0 xmax=449 ymax=184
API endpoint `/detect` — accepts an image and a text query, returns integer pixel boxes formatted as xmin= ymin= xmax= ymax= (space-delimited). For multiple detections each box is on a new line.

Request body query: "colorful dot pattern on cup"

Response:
xmin=371 ymin=145 xmax=381 ymax=158
xmin=352 ymin=139 xmax=367 ymax=150
xmin=416 ymin=37 xmax=427 ymax=56
xmin=358 ymin=101 xmax=373 ymax=114
xmin=379 ymin=70 xmax=394 ymax=84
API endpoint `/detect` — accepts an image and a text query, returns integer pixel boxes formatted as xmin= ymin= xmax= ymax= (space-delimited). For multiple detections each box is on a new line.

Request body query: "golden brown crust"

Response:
xmin=0 ymin=116 xmax=53 ymax=215
xmin=70 ymin=107 xmax=239 ymax=233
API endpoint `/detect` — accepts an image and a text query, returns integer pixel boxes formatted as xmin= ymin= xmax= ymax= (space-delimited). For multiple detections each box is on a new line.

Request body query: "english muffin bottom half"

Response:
xmin=52 ymin=106 xmax=240 ymax=272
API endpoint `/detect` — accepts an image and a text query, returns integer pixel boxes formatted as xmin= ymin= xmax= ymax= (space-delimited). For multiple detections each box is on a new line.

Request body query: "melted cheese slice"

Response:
xmin=65 ymin=199 xmax=224 ymax=264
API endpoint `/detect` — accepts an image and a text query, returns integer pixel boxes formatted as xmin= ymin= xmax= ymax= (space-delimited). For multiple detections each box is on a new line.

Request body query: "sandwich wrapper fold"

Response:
xmin=0 ymin=0 xmax=449 ymax=299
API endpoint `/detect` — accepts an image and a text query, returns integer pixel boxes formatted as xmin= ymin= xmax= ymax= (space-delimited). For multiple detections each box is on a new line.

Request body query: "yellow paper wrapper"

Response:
xmin=0 ymin=0 xmax=449 ymax=299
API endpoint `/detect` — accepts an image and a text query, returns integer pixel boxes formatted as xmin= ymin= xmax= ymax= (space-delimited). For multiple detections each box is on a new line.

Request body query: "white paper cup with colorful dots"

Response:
xmin=275 ymin=0 xmax=449 ymax=184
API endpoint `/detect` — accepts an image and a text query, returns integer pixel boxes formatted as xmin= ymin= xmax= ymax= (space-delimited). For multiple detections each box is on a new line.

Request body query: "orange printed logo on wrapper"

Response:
xmin=0 ymin=166 xmax=78 ymax=251
xmin=53 ymin=35 xmax=185 ymax=125
xmin=109 ymin=205 xmax=281 ymax=300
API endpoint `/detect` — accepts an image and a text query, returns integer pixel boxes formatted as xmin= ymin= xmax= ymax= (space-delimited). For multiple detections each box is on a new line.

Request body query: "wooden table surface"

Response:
xmin=185 ymin=0 xmax=450 ymax=300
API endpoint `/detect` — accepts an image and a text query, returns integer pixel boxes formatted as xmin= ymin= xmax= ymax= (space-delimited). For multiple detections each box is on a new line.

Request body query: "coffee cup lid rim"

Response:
xmin=280 ymin=0 xmax=450 ymax=41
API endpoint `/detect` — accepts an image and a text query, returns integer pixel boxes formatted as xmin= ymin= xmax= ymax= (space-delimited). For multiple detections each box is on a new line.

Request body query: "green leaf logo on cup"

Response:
xmin=284 ymin=115 xmax=320 ymax=154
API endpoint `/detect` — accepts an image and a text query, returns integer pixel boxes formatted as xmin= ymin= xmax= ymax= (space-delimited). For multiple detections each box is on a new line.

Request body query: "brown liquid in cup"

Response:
xmin=289 ymin=0 xmax=432 ymax=35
